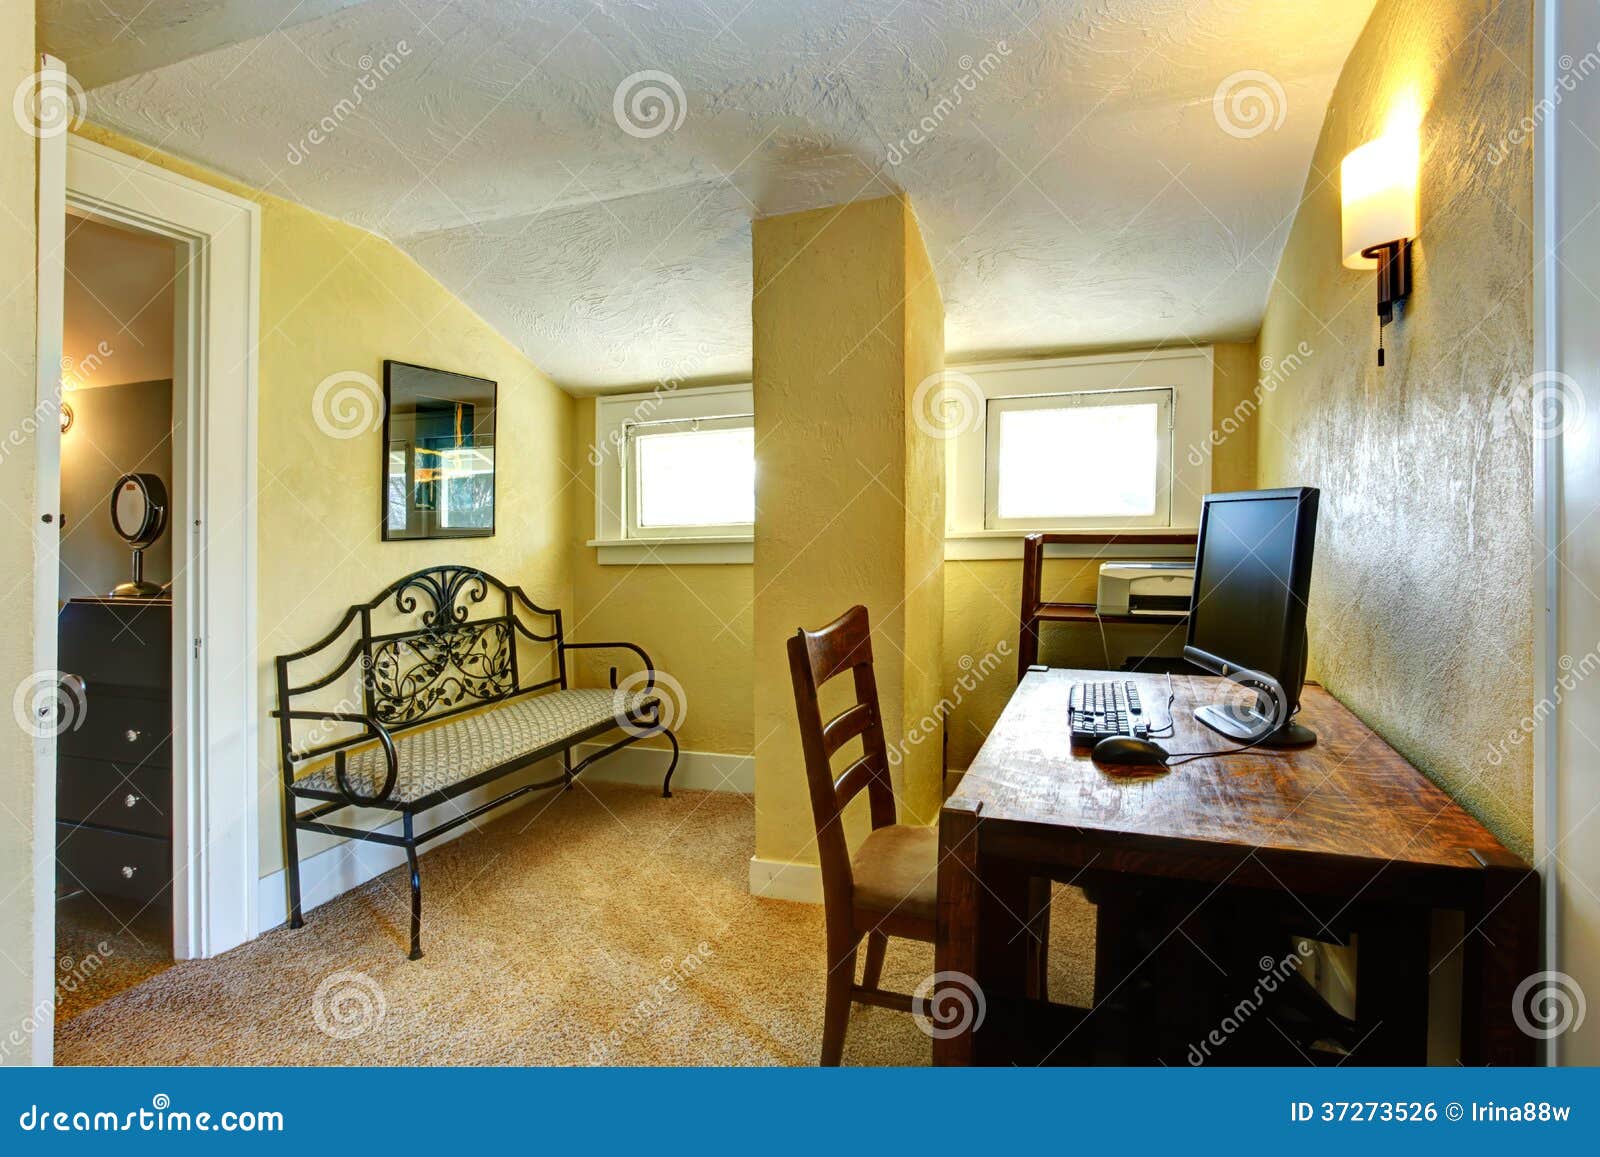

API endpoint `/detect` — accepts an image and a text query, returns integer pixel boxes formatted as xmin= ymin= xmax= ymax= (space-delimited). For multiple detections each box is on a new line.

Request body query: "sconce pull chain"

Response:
xmin=1377 ymin=322 xmax=1385 ymax=367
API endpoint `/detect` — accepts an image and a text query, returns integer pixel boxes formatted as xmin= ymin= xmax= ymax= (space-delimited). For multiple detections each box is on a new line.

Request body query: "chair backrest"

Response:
xmin=787 ymin=605 xmax=898 ymax=914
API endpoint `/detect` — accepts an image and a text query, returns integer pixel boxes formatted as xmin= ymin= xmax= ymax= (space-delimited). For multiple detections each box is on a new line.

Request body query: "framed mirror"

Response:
xmin=381 ymin=360 xmax=497 ymax=541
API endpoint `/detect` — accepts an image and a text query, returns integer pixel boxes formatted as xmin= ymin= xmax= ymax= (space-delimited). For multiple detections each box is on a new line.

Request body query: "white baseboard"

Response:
xmin=575 ymin=740 xmax=753 ymax=794
xmin=748 ymin=855 xmax=823 ymax=904
xmin=257 ymin=744 xmax=753 ymax=934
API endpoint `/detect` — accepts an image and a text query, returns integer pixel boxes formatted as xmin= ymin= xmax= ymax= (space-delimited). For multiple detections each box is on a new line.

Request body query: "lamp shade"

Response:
xmin=1340 ymin=128 xmax=1418 ymax=269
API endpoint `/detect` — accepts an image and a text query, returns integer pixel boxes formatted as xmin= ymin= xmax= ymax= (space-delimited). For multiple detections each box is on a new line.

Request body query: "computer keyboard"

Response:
xmin=1068 ymin=679 xmax=1150 ymax=744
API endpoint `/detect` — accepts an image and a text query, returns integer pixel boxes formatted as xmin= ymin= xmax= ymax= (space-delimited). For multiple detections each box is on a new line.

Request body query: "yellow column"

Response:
xmin=750 ymin=194 xmax=945 ymax=895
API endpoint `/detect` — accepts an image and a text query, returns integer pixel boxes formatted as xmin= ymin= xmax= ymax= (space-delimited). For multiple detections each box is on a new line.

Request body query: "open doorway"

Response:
xmin=53 ymin=213 xmax=182 ymax=1021
xmin=29 ymin=120 xmax=261 ymax=1064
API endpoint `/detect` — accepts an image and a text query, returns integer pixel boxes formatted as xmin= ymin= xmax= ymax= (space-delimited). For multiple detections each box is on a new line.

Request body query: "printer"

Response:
xmin=1095 ymin=561 xmax=1195 ymax=618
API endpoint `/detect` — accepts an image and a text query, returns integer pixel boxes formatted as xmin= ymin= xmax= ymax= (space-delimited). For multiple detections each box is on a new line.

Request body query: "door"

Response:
xmin=30 ymin=53 xmax=68 ymax=1068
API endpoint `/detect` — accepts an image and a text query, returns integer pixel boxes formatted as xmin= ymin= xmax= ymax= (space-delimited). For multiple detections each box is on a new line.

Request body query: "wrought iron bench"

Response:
xmin=272 ymin=565 xmax=678 ymax=959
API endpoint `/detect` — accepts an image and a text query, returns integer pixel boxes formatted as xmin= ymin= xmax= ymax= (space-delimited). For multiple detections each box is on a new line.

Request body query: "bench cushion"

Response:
xmin=295 ymin=687 xmax=653 ymax=805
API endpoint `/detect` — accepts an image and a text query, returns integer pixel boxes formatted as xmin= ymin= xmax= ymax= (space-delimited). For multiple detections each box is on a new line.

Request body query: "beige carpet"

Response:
xmin=55 ymin=895 xmax=174 ymax=1023
xmin=56 ymin=782 xmax=1095 ymax=1066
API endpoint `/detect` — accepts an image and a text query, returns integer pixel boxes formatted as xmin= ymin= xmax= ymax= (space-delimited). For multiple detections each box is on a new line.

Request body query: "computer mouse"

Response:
xmin=1092 ymin=736 xmax=1171 ymax=767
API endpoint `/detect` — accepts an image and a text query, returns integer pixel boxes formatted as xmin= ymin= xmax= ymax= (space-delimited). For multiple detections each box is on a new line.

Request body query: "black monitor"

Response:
xmin=1183 ymin=487 xmax=1320 ymax=748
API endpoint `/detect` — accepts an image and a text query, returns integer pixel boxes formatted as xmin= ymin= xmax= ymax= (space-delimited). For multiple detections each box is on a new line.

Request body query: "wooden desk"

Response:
xmin=934 ymin=668 xmax=1538 ymax=1066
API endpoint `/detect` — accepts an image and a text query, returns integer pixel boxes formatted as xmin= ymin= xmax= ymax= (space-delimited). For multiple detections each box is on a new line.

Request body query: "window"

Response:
xmin=985 ymin=388 xmax=1173 ymax=529
xmin=627 ymin=415 xmax=755 ymax=537
xmin=591 ymin=383 xmax=755 ymax=564
xmin=944 ymin=348 xmax=1214 ymax=558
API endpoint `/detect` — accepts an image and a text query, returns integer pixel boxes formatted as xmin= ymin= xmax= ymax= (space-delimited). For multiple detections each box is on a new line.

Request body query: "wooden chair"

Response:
xmin=787 ymin=605 xmax=942 ymax=1065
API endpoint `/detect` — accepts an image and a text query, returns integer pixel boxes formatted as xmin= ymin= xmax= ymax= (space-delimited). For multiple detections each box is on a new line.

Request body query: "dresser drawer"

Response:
xmin=56 ymin=823 xmax=170 ymax=905
xmin=56 ymin=758 xmax=170 ymax=838
xmin=58 ymin=598 xmax=171 ymax=693
xmin=57 ymin=693 xmax=171 ymax=767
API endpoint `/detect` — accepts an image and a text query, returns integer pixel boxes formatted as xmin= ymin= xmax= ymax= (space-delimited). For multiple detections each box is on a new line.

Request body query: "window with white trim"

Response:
xmin=945 ymin=348 xmax=1213 ymax=556
xmin=591 ymin=382 xmax=755 ymax=564
xmin=627 ymin=414 xmax=754 ymax=538
xmin=984 ymin=387 xmax=1173 ymax=530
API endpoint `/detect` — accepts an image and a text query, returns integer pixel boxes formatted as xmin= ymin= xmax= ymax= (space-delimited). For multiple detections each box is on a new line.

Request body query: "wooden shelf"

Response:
xmin=1032 ymin=601 xmax=1188 ymax=626
xmin=1016 ymin=532 xmax=1198 ymax=677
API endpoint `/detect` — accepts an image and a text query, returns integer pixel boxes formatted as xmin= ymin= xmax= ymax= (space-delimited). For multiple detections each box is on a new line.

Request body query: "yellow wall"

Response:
xmin=1 ymin=0 xmax=39 ymax=1064
xmin=751 ymin=195 xmax=945 ymax=871
xmin=1255 ymin=0 xmax=1534 ymax=856
xmin=898 ymin=202 xmax=948 ymax=824
xmin=569 ymin=397 xmax=753 ymax=756
xmin=73 ymin=125 xmax=577 ymax=878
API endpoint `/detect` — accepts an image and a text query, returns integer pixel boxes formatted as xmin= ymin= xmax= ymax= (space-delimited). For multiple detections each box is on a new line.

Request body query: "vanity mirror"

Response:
xmin=108 ymin=471 xmax=169 ymax=598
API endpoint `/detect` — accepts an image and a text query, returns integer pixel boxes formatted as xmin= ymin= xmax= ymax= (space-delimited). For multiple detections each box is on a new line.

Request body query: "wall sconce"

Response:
xmin=1341 ymin=125 xmax=1419 ymax=366
xmin=60 ymin=401 xmax=74 ymax=434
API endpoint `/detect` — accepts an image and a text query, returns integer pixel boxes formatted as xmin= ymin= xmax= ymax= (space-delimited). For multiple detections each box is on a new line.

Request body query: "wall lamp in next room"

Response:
xmin=1341 ymin=122 xmax=1419 ymax=366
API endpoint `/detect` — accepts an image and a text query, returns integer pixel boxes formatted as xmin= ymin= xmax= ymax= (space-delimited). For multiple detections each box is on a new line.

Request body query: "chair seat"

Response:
xmin=851 ymin=823 xmax=938 ymax=926
xmin=296 ymin=687 xmax=651 ymax=805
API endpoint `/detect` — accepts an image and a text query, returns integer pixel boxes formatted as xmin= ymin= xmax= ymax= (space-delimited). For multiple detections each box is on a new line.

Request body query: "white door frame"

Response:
xmin=35 ymin=130 xmax=260 ymax=1059
xmin=1535 ymin=0 xmax=1600 ymax=1067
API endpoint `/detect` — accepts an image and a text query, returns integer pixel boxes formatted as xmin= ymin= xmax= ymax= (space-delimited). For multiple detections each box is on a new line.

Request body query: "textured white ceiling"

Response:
xmin=62 ymin=0 xmax=1377 ymax=393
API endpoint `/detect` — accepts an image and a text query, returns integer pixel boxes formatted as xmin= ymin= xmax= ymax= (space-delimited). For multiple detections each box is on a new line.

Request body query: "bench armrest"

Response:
xmin=560 ymin=640 xmax=657 ymax=693
xmin=271 ymin=709 xmax=400 ymax=807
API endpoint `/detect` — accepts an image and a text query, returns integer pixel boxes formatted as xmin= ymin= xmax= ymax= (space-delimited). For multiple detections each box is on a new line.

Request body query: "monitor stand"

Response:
xmin=1193 ymin=701 xmax=1317 ymax=749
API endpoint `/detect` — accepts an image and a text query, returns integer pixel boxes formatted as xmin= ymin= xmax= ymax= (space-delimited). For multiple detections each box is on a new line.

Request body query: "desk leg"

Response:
xmin=934 ymin=804 xmax=980 ymax=1066
xmin=1353 ymin=905 xmax=1429 ymax=1065
xmin=1462 ymin=864 xmax=1540 ymax=1066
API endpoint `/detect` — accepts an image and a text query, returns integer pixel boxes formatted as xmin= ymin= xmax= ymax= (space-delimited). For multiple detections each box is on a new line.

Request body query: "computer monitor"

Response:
xmin=1183 ymin=487 xmax=1320 ymax=748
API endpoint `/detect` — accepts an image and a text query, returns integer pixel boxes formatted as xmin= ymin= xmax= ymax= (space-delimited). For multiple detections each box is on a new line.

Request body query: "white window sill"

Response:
xmin=588 ymin=537 xmax=753 ymax=565
xmin=944 ymin=530 xmax=1198 ymax=561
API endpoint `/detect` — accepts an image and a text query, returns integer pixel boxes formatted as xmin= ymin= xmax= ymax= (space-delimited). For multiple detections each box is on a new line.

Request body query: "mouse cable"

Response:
xmin=1145 ymin=671 xmax=1177 ymax=737
xmin=1162 ymin=708 xmax=1305 ymax=765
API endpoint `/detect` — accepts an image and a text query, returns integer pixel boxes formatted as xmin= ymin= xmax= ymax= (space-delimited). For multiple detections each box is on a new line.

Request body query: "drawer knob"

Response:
xmin=120 ymin=865 xmax=137 ymax=879
xmin=124 ymin=729 xmax=142 ymax=743
xmin=123 ymin=794 xmax=140 ymax=808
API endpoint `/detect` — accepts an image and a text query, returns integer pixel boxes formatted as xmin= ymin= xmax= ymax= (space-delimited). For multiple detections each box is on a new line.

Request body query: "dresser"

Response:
xmin=56 ymin=597 xmax=173 ymax=908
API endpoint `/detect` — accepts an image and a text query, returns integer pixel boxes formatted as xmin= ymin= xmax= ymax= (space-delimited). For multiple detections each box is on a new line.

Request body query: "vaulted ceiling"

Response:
xmin=45 ymin=0 xmax=1377 ymax=392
